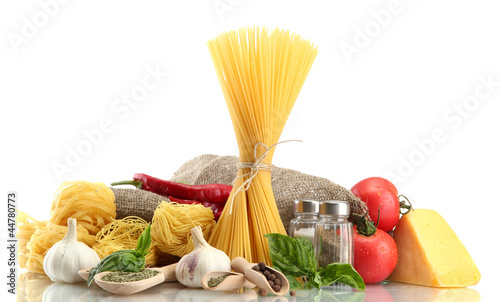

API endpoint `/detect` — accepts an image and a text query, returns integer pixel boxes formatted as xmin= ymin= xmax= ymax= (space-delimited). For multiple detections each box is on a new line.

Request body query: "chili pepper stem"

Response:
xmin=111 ymin=180 xmax=144 ymax=189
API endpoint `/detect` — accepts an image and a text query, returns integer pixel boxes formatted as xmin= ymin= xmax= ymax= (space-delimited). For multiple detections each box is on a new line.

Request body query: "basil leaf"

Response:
xmin=264 ymin=233 xmax=311 ymax=277
xmin=265 ymin=233 xmax=365 ymax=291
xmin=306 ymin=271 xmax=323 ymax=289
xmin=87 ymin=225 xmax=151 ymax=286
xmin=287 ymin=275 xmax=305 ymax=290
xmin=87 ymin=251 xmax=125 ymax=286
xmin=116 ymin=251 xmax=145 ymax=272
xmin=294 ymin=236 xmax=318 ymax=275
xmin=319 ymin=263 xmax=365 ymax=291
xmin=272 ymin=266 xmax=304 ymax=290
xmin=135 ymin=225 xmax=151 ymax=255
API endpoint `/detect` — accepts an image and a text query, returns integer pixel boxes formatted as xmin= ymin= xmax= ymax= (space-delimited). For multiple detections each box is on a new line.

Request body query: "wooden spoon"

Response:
xmin=231 ymin=257 xmax=289 ymax=296
xmin=201 ymin=271 xmax=246 ymax=291
xmin=78 ymin=268 xmax=91 ymax=282
xmin=92 ymin=263 xmax=177 ymax=295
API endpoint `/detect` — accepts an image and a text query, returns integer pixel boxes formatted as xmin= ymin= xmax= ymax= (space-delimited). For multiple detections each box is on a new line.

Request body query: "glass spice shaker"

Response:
xmin=316 ymin=201 xmax=353 ymax=290
xmin=289 ymin=200 xmax=321 ymax=252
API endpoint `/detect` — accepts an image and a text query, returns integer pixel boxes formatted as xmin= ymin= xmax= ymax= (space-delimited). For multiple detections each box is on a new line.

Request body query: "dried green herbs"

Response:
xmin=207 ymin=274 xmax=230 ymax=288
xmin=101 ymin=268 xmax=159 ymax=283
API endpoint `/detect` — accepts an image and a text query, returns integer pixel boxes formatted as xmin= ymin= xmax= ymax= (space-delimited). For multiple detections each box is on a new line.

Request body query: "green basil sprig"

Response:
xmin=87 ymin=225 xmax=152 ymax=286
xmin=264 ymin=233 xmax=365 ymax=291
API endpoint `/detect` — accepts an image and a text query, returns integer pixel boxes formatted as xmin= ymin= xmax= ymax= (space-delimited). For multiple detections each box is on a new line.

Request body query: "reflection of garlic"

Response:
xmin=175 ymin=226 xmax=231 ymax=288
xmin=43 ymin=218 xmax=100 ymax=283
xmin=42 ymin=282 xmax=89 ymax=302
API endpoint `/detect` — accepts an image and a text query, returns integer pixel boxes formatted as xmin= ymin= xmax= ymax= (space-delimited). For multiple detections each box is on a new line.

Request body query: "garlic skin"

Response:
xmin=43 ymin=218 xmax=100 ymax=283
xmin=175 ymin=226 xmax=231 ymax=288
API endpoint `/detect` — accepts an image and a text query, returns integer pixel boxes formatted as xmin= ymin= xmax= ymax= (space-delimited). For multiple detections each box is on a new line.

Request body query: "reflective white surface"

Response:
xmin=16 ymin=272 xmax=481 ymax=302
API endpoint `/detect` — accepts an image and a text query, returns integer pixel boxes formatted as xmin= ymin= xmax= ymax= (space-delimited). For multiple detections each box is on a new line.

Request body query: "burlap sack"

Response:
xmin=112 ymin=188 xmax=166 ymax=222
xmin=170 ymin=154 xmax=368 ymax=232
xmin=114 ymin=154 xmax=368 ymax=233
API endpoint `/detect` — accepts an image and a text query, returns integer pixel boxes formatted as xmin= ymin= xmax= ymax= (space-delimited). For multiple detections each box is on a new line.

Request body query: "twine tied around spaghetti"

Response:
xmin=228 ymin=139 xmax=302 ymax=214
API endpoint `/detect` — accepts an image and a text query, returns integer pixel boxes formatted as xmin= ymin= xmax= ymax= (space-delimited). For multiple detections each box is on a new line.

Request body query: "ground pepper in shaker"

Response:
xmin=316 ymin=200 xmax=353 ymax=267
xmin=289 ymin=200 xmax=321 ymax=252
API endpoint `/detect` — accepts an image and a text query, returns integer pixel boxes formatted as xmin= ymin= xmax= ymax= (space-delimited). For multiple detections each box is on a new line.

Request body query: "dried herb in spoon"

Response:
xmin=207 ymin=274 xmax=230 ymax=288
xmin=101 ymin=268 xmax=159 ymax=283
xmin=87 ymin=225 xmax=151 ymax=286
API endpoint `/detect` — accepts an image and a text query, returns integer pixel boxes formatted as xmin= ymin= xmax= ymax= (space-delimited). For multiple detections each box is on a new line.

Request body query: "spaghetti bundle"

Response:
xmin=207 ymin=27 xmax=317 ymax=263
xmin=92 ymin=216 xmax=149 ymax=259
xmin=151 ymin=201 xmax=215 ymax=258
xmin=50 ymin=181 xmax=116 ymax=235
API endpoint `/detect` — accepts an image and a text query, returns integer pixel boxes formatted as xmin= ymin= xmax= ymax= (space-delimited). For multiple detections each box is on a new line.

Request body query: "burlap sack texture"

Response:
xmin=114 ymin=154 xmax=368 ymax=232
xmin=171 ymin=154 xmax=368 ymax=231
xmin=112 ymin=188 xmax=166 ymax=222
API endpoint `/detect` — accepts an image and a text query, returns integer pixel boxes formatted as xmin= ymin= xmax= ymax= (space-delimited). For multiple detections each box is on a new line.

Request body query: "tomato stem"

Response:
xmin=399 ymin=195 xmax=413 ymax=215
xmin=352 ymin=206 xmax=380 ymax=237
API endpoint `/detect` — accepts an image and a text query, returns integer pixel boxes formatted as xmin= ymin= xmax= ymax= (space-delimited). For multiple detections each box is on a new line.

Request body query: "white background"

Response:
xmin=1 ymin=0 xmax=499 ymax=301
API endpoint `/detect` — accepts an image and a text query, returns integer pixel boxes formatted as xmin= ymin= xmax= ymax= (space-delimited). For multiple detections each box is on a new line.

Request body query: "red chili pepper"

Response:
xmin=111 ymin=173 xmax=232 ymax=205
xmin=169 ymin=196 xmax=223 ymax=221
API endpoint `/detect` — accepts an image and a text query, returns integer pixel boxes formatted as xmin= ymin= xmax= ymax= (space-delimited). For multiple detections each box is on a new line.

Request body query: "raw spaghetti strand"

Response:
xmin=207 ymin=27 xmax=317 ymax=263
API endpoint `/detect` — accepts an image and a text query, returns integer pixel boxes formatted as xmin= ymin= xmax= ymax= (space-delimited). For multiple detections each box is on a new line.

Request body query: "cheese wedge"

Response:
xmin=388 ymin=209 xmax=480 ymax=287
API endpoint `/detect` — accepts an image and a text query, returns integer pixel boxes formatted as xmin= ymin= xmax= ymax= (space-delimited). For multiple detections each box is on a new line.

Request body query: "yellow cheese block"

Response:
xmin=388 ymin=209 xmax=480 ymax=287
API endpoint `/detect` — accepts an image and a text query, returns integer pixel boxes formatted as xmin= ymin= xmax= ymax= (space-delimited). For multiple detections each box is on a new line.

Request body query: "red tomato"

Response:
xmin=351 ymin=177 xmax=400 ymax=232
xmin=353 ymin=225 xmax=398 ymax=284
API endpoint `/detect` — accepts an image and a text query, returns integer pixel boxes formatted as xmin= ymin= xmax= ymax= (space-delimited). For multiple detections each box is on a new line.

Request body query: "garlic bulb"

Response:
xmin=43 ymin=218 xmax=100 ymax=283
xmin=175 ymin=226 xmax=231 ymax=288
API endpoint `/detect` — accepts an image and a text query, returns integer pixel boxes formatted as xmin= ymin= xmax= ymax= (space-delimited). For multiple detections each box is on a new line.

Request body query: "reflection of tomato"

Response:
xmin=364 ymin=284 xmax=395 ymax=302
xmin=351 ymin=177 xmax=400 ymax=232
xmin=353 ymin=225 xmax=398 ymax=284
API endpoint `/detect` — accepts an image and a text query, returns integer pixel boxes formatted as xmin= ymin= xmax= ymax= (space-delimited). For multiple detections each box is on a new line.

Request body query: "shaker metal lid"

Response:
xmin=319 ymin=200 xmax=350 ymax=216
xmin=293 ymin=200 xmax=320 ymax=214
